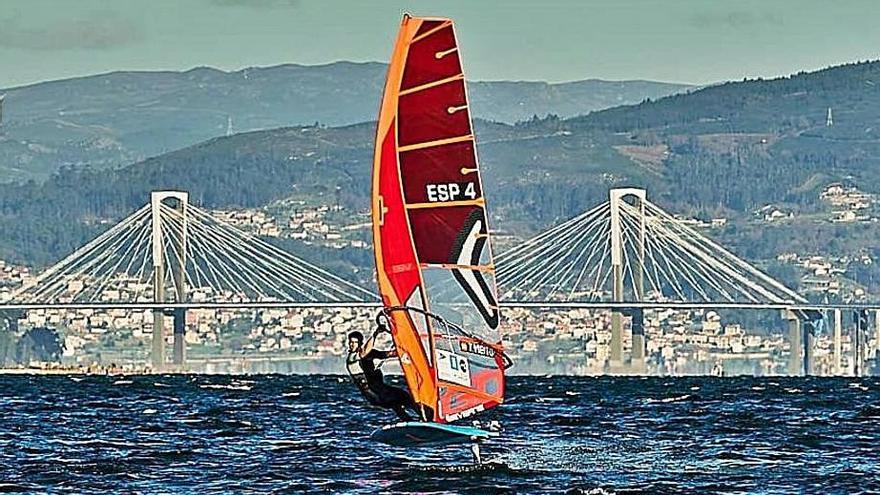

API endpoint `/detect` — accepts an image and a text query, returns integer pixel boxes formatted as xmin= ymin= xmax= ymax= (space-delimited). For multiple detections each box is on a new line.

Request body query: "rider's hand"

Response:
xmin=375 ymin=312 xmax=388 ymax=326
xmin=373 ymin=323 xmax=388 ymax=337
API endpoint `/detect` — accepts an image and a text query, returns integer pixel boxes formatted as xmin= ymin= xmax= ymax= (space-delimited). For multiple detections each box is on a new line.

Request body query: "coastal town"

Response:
xmin=1 ymin=182 xmax=878 ymax=375
xmin=3 ymin=293 xmax=878 ymax=376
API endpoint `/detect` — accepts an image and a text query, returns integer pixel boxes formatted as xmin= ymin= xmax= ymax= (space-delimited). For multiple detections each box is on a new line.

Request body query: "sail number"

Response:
xmin=426 ymin=182 xmax=477 ymax=202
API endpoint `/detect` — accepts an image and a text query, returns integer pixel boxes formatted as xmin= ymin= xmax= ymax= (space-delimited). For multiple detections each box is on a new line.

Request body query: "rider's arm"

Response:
xmin=362 ymin=348 xmax=396 ymax=361
xmin=359 ymin=321 xmax=390 ymax=358
xmin=375 ymin=348 xmax=396 ymax=359
xmin=359 ymin=333 xmax=377 ymax=358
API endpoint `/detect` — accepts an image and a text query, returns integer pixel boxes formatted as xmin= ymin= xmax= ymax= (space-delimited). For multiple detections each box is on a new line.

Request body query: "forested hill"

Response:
xmin=496 ymin=59 xmax=880 ymax=216
xmin=0 ymin=119 xmax=623 ymax=265
xmin=0 ymin=62 xmax=687 ymax=183
xmin=551 ymin=60 xmax=880 ymax=213
xmin=570 ymin=60 xmax=880 ymax=134
xmin=2 ymin=60 xmax=880 ymax=270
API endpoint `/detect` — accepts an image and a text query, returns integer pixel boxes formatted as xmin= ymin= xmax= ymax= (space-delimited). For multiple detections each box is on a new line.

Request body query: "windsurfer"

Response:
xmin=345 ymin=320 xmax=418 ymax=421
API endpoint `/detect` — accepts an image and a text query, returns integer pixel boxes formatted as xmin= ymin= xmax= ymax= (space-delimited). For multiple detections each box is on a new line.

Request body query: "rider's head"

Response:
xmin=347 ymin=331 xmax=364 ymax=352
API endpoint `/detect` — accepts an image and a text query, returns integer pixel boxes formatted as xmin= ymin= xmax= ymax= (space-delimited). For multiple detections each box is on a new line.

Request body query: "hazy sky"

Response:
xmin=1 ymin=0 xmax=879 ymax=88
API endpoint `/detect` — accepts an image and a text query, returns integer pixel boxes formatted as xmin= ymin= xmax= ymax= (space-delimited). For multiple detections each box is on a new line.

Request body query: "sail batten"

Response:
xmin=422 ymin=263 xmax=495 ymax=273
xmin=398 ymin=135 xmax=473 ymax=152
xmin=399 ymin=74 xmax=464 ymax=96
xmin=410 ymin=20 xmax=452 ymax=43
xmin=405 ymin=198 xmax=484 ymax=210
xmin=373 ymin=15 xmax=505 ymax=424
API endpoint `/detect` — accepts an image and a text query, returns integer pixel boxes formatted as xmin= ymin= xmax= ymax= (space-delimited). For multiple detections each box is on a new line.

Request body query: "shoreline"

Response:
xmin=2 ymin=368 xmax=856 ymax=377
xmin=0 ymin=368 xmax=153 ymax=375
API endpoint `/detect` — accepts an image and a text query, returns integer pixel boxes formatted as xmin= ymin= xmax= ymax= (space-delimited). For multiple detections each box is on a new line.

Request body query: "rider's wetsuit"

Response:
xmin=346 ymin=348 xmax=416 ymax=421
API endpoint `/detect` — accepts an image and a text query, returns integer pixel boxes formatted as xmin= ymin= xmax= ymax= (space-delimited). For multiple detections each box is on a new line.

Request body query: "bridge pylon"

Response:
xmin=784 ymin=309 xmax=824 ymax=376
xmin=609 ymin=188 xmax=646 ymax=373
xmin=853 ymin=309 xmax=870 ymax=376
xmin=874 ymin=309 xmax=880 ymax=376
xmin=833 ymin=309 xmax=842 ymax=375
xmin=784 ymin=310 xmax=802 ymax=376
xmin=151 ymin=191 xmax=188 ymax=371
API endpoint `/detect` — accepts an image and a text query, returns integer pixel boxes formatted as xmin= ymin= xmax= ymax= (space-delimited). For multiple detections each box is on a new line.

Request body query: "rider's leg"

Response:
xmin=391 ymin=403 xmax=413 ymax=421
xmin=375 ymin=384 xmax=414 ymax=421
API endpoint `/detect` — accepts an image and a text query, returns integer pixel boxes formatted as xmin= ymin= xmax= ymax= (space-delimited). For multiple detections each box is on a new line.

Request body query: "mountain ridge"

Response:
xmin=2 ymin=59 xmax=879 ymax=292
xmin=0 ymin=61 xmax=689 ymax=183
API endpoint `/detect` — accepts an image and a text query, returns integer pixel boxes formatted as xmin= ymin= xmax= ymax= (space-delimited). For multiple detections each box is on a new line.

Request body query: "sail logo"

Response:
xmin=450 ymin=211 xmax=500 ymax=329
xmin=436 ymin=349 xmax=471 ymax=387
xmin=460 ymin=340 xmax=497 ymax=359
xmin=445 ymin=403 xmax=485 ymax=422
xmin=426 ymin=182 xmax=477 ymax=202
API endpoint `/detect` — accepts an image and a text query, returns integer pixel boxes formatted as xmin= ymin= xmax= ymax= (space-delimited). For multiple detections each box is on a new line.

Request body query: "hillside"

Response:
xmin=2 ymin=60 xmax=880 ymax=293
xmin=0 ymin=119 xmax=631 ymax=266
xmin=556 ymin=60 xmax=880 ymax=214
xmin=0 ymin=63 xmax=687 ymax=182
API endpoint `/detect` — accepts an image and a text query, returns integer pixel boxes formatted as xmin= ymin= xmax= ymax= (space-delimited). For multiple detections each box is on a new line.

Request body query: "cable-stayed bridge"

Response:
xmin=2 ymin=189 xmax=878 ymax=374
xmin=495 ymin=188 xmax=880 ymax=375
xmin=11 ymin=192 xmax=376 ymax=306
xmin=497 ymin=188 xmax=804 ymax=306
xmin=5 ymin=191 xmax=377 ymax=369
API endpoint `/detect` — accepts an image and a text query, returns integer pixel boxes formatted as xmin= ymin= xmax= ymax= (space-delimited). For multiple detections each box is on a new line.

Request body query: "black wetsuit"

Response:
xmin=346 ymin=348 xmax=415 ymax=421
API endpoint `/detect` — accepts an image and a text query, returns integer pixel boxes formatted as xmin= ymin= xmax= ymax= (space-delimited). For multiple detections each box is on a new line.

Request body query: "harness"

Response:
xmin=346 ymin=351 xmax=383 ymax=405
xmin=346 ymin=351 xmax=366 ymax=376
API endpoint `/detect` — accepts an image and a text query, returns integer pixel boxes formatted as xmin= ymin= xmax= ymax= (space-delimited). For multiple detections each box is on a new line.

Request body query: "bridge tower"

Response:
xmin=803 ymin=316 xmax=816 ymax=376
xmin=833 ymin=309 xmax=842 ymax=375
xmin=874 ymin=309 xmax=880 ymax=375
xmin=854 ymin=310 xmax=869 ymax=376
xmin=786 ymin=309 xmax=823 ymax=376
xmin=784 ymin=310 xmax=802 ymax=375
xmin=150 ymin=191 xmax=188 ymax=371
xmin=609 ymin=188 xmax=646 ymax=372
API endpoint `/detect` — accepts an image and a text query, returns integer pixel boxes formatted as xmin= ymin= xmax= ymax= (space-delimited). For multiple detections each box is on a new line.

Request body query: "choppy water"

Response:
xmin=2 ymin=375 xmax=880 ymax=494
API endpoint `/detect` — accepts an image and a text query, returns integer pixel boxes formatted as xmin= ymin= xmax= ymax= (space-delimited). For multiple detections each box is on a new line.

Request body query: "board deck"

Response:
xmin=371 ymin=421 xmax=498 ymax=447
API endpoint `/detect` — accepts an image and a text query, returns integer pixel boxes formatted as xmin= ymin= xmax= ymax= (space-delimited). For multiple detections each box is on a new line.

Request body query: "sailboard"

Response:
xmin=370 ymin=14 xmax=509 ymax=447
xmin=372 ymin=421 xmax=497 ymax=447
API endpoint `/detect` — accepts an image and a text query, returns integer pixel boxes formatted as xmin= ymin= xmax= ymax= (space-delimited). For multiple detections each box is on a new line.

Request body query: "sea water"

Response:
xmin=1 ymin=374 xmax=879 ymax=493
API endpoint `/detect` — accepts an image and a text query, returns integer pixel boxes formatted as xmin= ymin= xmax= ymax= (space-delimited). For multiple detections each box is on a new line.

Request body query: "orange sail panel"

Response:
xmin=372 ymin=15 xmax=505 ymax=424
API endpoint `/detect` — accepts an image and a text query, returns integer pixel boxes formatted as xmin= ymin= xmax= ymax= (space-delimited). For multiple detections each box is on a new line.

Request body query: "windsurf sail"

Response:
xmin=372 ymin=14 xmax=507 ymax=424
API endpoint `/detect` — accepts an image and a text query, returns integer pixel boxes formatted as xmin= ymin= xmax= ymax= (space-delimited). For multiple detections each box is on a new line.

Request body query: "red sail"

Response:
xmin=372 ymin=15 xmax=505 ymax=423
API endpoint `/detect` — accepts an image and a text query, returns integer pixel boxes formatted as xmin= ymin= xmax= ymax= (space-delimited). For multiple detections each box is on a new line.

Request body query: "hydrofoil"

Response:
xmin=371 ymin=421 xmax=498 ymax=463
